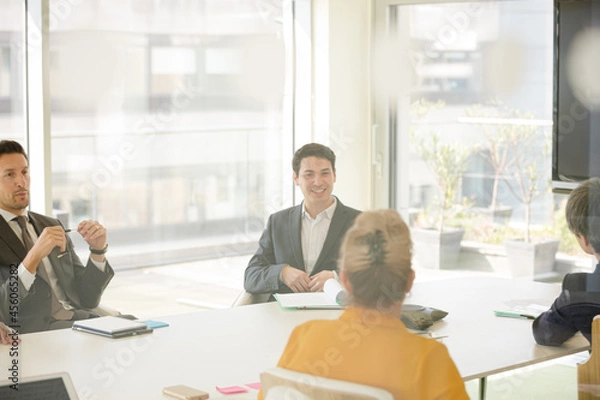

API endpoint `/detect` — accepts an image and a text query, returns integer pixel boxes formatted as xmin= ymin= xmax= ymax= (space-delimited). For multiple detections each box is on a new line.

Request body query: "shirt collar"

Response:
xmin=0 ymin=208 xmax=28 ymax=224
xmin=301 ymin=196 xmax=337 ymax=221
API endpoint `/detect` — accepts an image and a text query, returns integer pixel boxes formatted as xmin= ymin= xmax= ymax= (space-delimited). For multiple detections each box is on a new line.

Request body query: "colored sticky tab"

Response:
xmin=140 ymin=320 xmax=169 ymax=329
xmin=216 ymin=385 xmax=248 ymax=394
xmin=246 ymin=382 xmax=262 ymax=390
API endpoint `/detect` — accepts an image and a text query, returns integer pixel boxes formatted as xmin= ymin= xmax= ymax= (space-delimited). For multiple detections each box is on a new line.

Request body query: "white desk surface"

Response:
xmin=0 ymin=276 xmax=589 ymax=399
xmin=407 ymin=276 xmax=589 ymax=381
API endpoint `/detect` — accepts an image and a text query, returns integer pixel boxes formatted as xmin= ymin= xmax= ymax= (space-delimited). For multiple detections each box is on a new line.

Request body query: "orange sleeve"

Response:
xmin=258 ymin=325 xmax=305 ymax=400
xmin=424 ymin=343 xmax=469 ymax=400
xmin=276 ymin=325 xmax=306 ymax=369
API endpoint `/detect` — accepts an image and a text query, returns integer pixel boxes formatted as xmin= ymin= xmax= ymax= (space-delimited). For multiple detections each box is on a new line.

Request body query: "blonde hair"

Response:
xmin=338 ymin=209 xmax=413 ymax=309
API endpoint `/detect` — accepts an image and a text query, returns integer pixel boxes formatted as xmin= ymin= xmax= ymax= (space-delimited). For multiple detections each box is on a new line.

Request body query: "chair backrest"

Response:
xmin=260 ymin=367 xmax=394 ymax=400
xmin=231 ymin=291 xmax=270 ymax=307
xmin=578 ymin=315 xmax=600 ymax=399
xmin=91 ymin=303 xmax=121 ymax=317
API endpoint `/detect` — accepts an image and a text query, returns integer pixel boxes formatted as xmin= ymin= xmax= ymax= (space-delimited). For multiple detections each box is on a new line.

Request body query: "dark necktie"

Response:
xmin=14 ymin=216 xmax=74 ymax=320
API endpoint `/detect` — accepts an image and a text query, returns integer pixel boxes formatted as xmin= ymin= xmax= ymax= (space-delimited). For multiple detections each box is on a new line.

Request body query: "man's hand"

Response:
xmin=0 ymin=322 xmax=19 ymax=346
xmin=309 ymin=270 xmax=335 ymax=292
xmin=281 ymin=266 xmax=311 ymax=293
xmin=23 ymin=226 xmax=67 ymax=273
xmin=77 ymin=220 xmax=107 ymax=251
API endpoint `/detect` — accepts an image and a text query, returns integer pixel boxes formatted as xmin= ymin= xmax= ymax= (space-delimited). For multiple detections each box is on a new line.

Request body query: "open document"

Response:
xmin=274 ymin=279 xmax=347 ymax=310
xmin=493 ymin=302 xmax=548 ymax=320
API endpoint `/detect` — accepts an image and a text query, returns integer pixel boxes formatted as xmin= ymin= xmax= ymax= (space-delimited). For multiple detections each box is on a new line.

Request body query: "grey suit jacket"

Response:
xmin=244 ymin=198 xmax=360 ymax=294
xmin=0 ymin=212 xmax=114 ymax=333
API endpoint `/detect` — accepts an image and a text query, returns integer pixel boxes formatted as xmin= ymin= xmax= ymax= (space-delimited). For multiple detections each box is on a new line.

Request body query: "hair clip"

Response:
xmin=364 ymin=230 xmax=386 ymax=267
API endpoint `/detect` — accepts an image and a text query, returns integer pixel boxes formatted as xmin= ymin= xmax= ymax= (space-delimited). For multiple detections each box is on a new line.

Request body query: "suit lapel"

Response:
xmin=312 ymin=201 xmax=347 ymax=273
xmin=0 ymin=214 xmax=28 ymax=260
xmin=289 ymin=205 xmax=305 ymax=271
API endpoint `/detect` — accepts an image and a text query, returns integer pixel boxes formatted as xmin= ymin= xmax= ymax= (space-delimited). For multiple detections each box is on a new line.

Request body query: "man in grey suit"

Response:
xmin=245 ymin=143 xmax=360 ymax=295
xmin=0 ymin=140 xmax=114 ymax=333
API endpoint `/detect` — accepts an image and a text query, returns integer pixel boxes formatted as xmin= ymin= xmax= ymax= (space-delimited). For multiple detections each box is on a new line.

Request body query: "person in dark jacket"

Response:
xmin=533 ymin=177 xmax=600 ymax=346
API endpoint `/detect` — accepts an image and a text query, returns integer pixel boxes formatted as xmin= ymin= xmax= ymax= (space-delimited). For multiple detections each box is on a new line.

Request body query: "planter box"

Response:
xmin=472 ymin=206 xmax=513 ymax=225
xmin=504 ymin=239 xmax=560 ymax=279
xmin=411 ymin=228 xmax=465 ymax=269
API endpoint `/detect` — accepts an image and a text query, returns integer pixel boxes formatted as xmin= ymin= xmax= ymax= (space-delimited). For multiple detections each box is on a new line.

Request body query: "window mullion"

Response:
xmin=24 ymin=0 xmax=52 ymax=215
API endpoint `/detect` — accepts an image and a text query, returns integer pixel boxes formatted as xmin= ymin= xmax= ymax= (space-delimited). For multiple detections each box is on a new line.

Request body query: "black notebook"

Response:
xmin=0 ymin=372 xmax=78 ymax=400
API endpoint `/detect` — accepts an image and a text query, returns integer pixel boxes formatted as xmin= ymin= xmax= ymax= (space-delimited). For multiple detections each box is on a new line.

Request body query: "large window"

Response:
xmin=0 ymin=0 xmax=24 ymax=144
xmin=376 ymin=0 xmax=588 ymax=273
xmin=47 ymin=0 xmax=293 ymax=268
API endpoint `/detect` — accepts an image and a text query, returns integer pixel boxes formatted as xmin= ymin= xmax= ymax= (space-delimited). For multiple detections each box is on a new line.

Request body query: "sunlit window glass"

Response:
xmin=0 ymin=0 xmax=24 ymax=145
xmin=383 ymin=1 xmax=588 ymax=272
xmin=49 ymin=0 xmax=288 ymax=269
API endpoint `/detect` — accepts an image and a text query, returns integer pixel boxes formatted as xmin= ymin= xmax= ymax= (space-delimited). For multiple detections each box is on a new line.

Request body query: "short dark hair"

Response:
xmin=0 ymin=140 xmax=28 ymax=160
xmin=565 ymin=177 xmax=600 ymax=253
xmin=292 ymin=143 xmax=336 ymax=175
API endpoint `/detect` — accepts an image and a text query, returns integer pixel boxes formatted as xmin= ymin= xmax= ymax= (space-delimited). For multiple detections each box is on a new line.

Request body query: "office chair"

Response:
xmin=231 ymin=291 xmax=270 ymax=307
xmin=578 ymin=315 xmax=600 ymax=399
xmin=260 ymin=367 xmax=394 ymax=400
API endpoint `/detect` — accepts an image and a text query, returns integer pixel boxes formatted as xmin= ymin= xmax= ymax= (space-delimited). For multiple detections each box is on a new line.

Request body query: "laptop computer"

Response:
xmin=0 ymin=372 xmax=78 ymax=400
xmin=72 ymin=316 xmax=153 ymax=338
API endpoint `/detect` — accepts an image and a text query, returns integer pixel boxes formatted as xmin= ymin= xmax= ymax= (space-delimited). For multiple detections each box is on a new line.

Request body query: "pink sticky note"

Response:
xmin=246 ymin=382 xmax=262 ymax=390
xmin=215 ymin=385 xmax=248 ymax=394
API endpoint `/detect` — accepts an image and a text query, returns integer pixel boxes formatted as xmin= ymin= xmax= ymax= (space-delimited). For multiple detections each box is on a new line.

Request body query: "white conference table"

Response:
xmin=410 ymin=276 xmax=589 ymax=400
xmin=0 ymin=276 xmax=590 ymax=400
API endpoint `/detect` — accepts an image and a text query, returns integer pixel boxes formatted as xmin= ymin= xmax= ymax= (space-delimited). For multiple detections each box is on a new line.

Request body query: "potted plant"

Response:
xmin=463 ymin=103 xmax=519 ymax=224
xmin=410 ymin=129 xmax=470 ymax=270
xmin=498 ymin=118 xmax=559 ymax=278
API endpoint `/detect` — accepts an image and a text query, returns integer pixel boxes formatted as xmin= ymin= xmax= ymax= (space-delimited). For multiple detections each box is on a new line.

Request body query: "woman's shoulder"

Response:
xmin=401 ymin=331 xmax=453 ymax=357
xmin=293 ymin=318 xmax=342 ymax=334
xmin=282 ymin=319 xmax=345 ymax=352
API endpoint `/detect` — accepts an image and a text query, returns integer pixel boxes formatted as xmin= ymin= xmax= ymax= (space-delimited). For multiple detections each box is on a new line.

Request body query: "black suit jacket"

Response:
xmin=532 ymin=262 xmax=600 ymax=346
xmin=244 ymin=198 xmax=360 ymax=294
xmin=0 ymin=212 xmax=114 ymax=333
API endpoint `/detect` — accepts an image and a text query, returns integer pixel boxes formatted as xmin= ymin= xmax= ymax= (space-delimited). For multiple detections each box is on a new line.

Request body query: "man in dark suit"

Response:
xmin=244 ymin=143 xmax=360 ymax=295
xmin=533 ymin=177 xmax=600 ymax=346
xmin=0 ymin=140 xmax=114 ymax=333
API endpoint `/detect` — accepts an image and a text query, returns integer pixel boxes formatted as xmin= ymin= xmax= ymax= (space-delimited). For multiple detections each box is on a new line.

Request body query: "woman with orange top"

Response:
xmin=259 ymin=209 xmax=468 ymax=399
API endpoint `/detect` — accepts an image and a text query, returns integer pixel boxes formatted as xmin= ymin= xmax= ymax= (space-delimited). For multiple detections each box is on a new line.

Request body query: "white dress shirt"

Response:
xmin=301 ymin=198 xmax=337 ymax=276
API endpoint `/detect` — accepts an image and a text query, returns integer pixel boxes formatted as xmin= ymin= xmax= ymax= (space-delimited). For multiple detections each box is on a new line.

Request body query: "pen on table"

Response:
xmin=514 ymin=314 xmax=536 ymax=320
xmin=416 ymin=331 xmax=449 ymax=339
